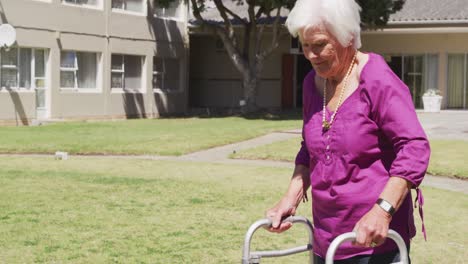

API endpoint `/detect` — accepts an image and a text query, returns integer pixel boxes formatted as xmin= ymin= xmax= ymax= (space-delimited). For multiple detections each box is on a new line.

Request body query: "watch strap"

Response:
xmin=376 ymin=198 xmax=395 ymax=216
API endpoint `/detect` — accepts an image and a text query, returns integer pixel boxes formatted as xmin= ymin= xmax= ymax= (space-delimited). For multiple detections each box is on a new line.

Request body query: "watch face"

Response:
xmin=381 ymin=202 xmax=391 ymax=211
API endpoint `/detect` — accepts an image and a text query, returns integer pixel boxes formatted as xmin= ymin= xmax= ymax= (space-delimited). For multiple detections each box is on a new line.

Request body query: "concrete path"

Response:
xmin=170 ymin=110 xmax=468 ymax=194
xmin=4 ymin=133 xmax=466 ymax=194
xmin=3 ymin=110 xmax=467 ymax=194
xmin=177 ymin=131 xmax=300 ymax=163
xmin=175 ymin=129 xmax=468 ymax=194
xmin=417 ymin=110 xmax=468 ymax=141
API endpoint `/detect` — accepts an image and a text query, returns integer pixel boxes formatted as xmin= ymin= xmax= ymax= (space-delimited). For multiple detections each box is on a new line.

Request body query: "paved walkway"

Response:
xmin=173 ymin=129 xmax=468 ymax=194
xmin=3 ymin=110 xmax=467 ymax=194
xmin=178 ymin=132 xmax=300 ymax=163
xmin=417 ymin=110 xmax=468 ymax=141
xmin=171 ymin=110 xmax=468 ymax=194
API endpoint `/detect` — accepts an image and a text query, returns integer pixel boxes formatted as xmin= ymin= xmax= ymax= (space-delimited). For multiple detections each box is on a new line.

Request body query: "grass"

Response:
xmin=0 ymin=157 xmax=466 ymax=263
xmin=426 ymin=140 xmax=468 ymax=179
xmin=231 ymin=137 xmax=468 ymax=179
xmin=0 ymin=116 xmax=300 ymax=156
xmin=230 ymin=136 xmax=302 ymax=162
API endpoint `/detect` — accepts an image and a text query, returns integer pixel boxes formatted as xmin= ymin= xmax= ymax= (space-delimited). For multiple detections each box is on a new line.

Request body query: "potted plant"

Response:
xmin=422 ymin=89 xmax=443 ymax=113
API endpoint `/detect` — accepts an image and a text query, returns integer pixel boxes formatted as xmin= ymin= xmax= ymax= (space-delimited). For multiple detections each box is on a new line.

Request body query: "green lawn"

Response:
xmin=427 ymin=140 xmax=468 ymax=179
xmin=231 ymin=137 xmax=468 ymax=179
xmin=0 ymin=157 xmax=465 ymax=263
xmin=0 ymin=116 xmax=300 ymax=156
xmin=230 ymin=136 xmax=302 ymax=162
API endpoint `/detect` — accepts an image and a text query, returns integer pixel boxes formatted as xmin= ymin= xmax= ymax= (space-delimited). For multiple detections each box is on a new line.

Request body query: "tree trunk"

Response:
xmin=241 ymin=74 xmax=259 ymax=113
xmin=241 ymin=60 xmax=264 ymax=114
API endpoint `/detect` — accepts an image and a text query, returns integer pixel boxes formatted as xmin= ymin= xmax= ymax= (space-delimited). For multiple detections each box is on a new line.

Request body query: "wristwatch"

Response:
xmin=376 ymin=198 xmax=395 ymax=216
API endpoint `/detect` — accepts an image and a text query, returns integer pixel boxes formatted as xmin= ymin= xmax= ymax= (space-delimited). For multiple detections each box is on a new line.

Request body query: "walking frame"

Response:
xmin=242 ymin=215 xmax=409 ymax=264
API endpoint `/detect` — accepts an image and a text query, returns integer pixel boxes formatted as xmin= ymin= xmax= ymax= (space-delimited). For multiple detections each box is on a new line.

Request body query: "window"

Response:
xmin=62 ymin=0 xmax=102 ymax=8
xmin=447 ymin=54 xmax=468 ymax=109
xmin=112 ymin=0 xmax=144 ymax=13
xmin=60 ymin=51 xmax=98 ymax=89
xmin=35 ymin=50 xmax=47 ymax=108
xmin=215 ymin=38 xmax=225 ymax=53
xmin=154 ymin=0 xmax=184 ymax=19
xmin=35 ymin=50 xmax=46 ymax=89
xmin=290 ymin=37 xmax=303 ymax=54
xmin=385 ymin=54 xmax=439 ymax=108
xmin=0 ymin=48 xmax=46 ymax=90
xmin=111 ymin=54 xmax=143 ymax=91
xmin=63 ymin=0 xmax=97 ymax=5
xmin=153 ymin=57 xmax=180 ymax=91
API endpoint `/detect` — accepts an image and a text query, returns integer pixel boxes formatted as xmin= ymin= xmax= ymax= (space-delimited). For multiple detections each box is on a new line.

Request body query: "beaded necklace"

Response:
xmin=322 ymin=53 xmax=357 ymax=131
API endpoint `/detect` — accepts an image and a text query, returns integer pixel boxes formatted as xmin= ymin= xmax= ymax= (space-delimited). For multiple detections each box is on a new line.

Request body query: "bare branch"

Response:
xmin=243 ymin=24 xmax=251 ymax=60
xmin=189 ymin=0 xmax=206 ymax=23
xmin=223 ymin=5 xmax=246 ymax=24
xmin=213 ymin=0 xmax=234 ymax=36
xmin=272 ymin=6 xmax=282 ymax=38
xmin=255 ymin=23 xmax=265 ymax=57
xmin=190 ymin=0 xmax=245 ymax=72
xmin=215 ymin=27 xmax=249 ymax=74
xmin=189 ymin=1 xmax=243 ymax=75
xmin=260 ymin=7 xmax=283 ymax=60
xmin=246 ymin=0 xmax=256 ymax=24
xmin=255 ymin=6 xmax=264 ymax=20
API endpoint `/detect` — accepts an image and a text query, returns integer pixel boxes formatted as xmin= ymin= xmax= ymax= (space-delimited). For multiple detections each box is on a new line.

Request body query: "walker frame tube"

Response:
xmin=241 ymin=216 xmax=314 ymax=264
xmin=325 ymin=230 xmax=409 ymax=264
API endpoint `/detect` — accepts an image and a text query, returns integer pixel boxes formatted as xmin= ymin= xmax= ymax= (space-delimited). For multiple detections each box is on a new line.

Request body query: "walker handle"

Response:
xmin=242 ymin=216 xmax=314 ymax=264
xmin=325 ymin=230 xmax=409 ymax=264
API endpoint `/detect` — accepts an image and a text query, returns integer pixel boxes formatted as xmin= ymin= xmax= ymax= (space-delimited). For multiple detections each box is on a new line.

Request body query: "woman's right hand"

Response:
xmin=265 ymin=198 xmax=297 ymax=233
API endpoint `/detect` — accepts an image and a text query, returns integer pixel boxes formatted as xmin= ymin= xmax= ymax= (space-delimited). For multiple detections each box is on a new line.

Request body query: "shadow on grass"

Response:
xmin=160 ymin=108 xmax=302 ymax=121
xmin=6 ymin=88 xmax=29 ymax=126
xmin=241 ymin=109 xmax=302 ymax=121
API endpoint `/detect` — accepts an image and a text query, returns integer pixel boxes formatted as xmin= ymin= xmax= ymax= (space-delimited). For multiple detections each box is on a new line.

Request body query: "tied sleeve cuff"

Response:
xmin=388 ymin=138 xmax=430 ymax=188
xmin=414 ymin=188 xmax=427 ymax=241
xmin=295 ymin=141 xmax=310 ymax=167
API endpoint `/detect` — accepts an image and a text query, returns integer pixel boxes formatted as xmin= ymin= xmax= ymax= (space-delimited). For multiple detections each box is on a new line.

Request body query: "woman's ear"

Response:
xmin=298 ymin=28 xmax=305 ymax=44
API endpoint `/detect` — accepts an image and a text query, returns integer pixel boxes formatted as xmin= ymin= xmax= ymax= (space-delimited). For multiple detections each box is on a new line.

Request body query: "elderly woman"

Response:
xmin=265 ymin=0 xmax=430 ymax=263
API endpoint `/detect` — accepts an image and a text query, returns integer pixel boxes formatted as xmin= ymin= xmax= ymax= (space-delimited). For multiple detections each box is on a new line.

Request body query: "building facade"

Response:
xmin=0 ymin=0 xmax=189 ymax=125
xmin=189 ymin=0 xmax=468 ymax=111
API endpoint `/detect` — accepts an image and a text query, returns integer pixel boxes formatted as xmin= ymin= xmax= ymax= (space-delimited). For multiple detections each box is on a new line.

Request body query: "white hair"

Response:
xmin=285 ymin=0 xmax=362 ymax=49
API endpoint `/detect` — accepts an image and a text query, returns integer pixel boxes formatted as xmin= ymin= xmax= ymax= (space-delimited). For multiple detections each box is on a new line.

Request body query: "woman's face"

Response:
xmin=300 ymin=27 xmax=348 ymax=79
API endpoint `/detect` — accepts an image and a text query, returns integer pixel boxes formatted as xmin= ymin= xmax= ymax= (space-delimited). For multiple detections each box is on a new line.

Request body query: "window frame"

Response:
xmin=0 ymin=47 xmax=47 ymax=92
xmin=111 ymin=0 xmax=147 ymax=16
xmin=446 ymin=53 xmax=468 ymax=109
xmin=111 ymin=54 xmax=145 ymax=93
xmin=153 ymin=0 xmax=186 ymax=21
xmin=290 ymin=37 xmax=303 ymax=54
xmin=59 ymin=50 xmax=101 ymax=92
xmin=152 ymin=56 xmax=182 ymax=93
xmin=0 ymin=48 xmax=20 ymax=90
xmin=61 ymin=0 xmax=104 ymax=10
xmin=384 ymin=53 xmax=439 ymax=109
xmin=33 ymin=49 xmax=48 ymax=110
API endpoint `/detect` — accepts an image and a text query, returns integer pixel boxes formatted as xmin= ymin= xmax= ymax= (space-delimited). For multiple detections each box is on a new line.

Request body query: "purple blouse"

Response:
xmin=295 ymin=53 xmax=430 ymax=259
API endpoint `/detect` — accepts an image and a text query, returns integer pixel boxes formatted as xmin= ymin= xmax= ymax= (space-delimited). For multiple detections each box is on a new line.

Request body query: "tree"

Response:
xmin=158 ymin=0 xmax=405 ymax=113
xmin=358 ymin=0 xmax=405 ymax=29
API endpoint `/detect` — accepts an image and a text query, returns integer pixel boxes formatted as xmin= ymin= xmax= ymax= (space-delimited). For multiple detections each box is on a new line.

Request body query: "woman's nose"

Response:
xmin=305 ymin=50 xmax=318 ymax=60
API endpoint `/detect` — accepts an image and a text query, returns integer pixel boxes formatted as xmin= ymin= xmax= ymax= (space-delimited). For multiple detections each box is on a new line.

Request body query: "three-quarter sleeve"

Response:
xmin=295 ymin=132 xmax=310 ymax=167
xmin=295 ymin=71 xmax=315 ymax=168
xmin=369 ymin=67 xmax=430 ymax=187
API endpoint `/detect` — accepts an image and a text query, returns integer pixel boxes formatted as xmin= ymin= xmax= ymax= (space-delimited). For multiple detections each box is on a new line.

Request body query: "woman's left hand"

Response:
xmin=352 ymin=204 xmax=392 ymax=247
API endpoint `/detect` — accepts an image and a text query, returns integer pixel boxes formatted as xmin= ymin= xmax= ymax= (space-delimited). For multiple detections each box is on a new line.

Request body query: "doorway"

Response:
xmin=34 ymin=49 xmax=49 ymax=119
xmin=385 ymin=54 xmax=436 ymax=109
xmin=295 ymin=55 xmax=313 ymax=108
